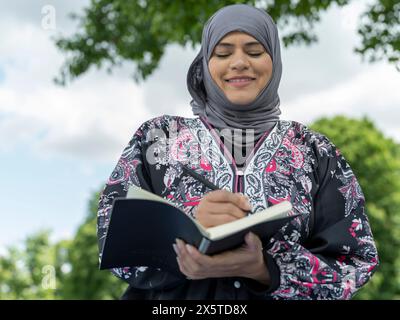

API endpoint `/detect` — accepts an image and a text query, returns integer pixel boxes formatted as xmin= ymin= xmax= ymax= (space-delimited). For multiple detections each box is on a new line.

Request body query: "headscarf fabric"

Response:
xmin=187 ymin=4 xmax=283 ymax=145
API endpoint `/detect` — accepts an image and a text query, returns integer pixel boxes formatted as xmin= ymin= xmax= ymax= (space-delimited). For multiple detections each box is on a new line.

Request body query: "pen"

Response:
xmin=181 ymin=164 xmax=253 ymax=215
xmin=181 ymin=164 xmax=219 ymax=191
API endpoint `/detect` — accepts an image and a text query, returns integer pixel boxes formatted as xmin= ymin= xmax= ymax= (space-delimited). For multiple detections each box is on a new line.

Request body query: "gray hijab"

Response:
xmin=187 ymin=4 xmax=282 ymax=146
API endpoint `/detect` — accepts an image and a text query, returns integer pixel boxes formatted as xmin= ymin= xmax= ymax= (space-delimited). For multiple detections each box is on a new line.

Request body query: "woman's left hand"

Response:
xmin=173 ymin=232 xmax=271 ymax=285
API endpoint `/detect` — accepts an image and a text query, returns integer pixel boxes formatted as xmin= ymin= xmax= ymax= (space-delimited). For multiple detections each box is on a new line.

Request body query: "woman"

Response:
xmin=97 ymin=4 xmax=379 ymax=299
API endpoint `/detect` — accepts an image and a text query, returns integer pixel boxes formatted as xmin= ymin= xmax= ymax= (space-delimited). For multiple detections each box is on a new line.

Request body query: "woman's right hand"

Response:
xmin=195 ymin=190 xmax=252 ymax=228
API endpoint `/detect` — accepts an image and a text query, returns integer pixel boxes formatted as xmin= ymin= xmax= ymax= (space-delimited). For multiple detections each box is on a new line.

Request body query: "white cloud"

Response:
xmin=0 ymin=114 xmax=45 ymax=152
xmin=279 ymin=1 xmax=400 ymax=142
xmin=0 ymin=0 xmax=89 ymax=34
xmin=0 ymin=0 xmax=399 ymax=257
xmin=141 ymin=44 xmax=198 ymax=116
xmin=0 ymin=15 xmax=154 ymax=162
xmin=278 ymin=1 xmax=392 ymax=104
xmin=0 ymin=3 xmax=198 ymax=163
xmin=0 ymin=73 xmax=154 ymax=161
xmin=0 ymin=0 xmax=399 ymax=169
xmin=282 ymin=62 xmax=400 ymax=141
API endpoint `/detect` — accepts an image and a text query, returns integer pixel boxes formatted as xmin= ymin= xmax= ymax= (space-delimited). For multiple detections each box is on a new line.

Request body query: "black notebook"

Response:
xmin=99 ymin=186 xmax=296 ymax=274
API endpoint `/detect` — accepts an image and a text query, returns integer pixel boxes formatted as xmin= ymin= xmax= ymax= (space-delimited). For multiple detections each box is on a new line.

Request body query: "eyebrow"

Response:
xmin=215 ymin=41 xmax=264 ymax=49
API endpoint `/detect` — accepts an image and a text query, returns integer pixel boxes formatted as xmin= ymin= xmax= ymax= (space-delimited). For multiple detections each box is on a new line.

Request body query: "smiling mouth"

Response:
xmin=225 ymin=77 xmax=255 ymax=88
xmin=225 ymin=77 xmax=255 ymax=83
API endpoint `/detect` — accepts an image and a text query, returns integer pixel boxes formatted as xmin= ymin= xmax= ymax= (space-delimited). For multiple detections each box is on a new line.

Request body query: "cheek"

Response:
xmin=208 ymin=61 xmax=217 ymax=80
xmin=260 ymin=56 xmax=273 ymax=81
xmin=208 ymin=60 xmax=225 ymax=83
xmin=257 ymin=64 xmax=273 ymax=85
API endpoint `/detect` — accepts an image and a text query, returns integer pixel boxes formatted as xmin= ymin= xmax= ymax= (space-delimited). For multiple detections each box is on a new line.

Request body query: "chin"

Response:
xmin=227 ymin=96 xmax=256 ymax=105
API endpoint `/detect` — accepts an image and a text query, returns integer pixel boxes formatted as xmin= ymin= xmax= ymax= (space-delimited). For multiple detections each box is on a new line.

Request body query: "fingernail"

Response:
xmin=172 ymin=243 xmax=179 ymax=255
xmin=186 ymin=244 xmax=193 ymax=254
xmin=240 ymin=195 xmax=251 ymax=208
xmin=245 ymin=200 xmax=252 ymax=210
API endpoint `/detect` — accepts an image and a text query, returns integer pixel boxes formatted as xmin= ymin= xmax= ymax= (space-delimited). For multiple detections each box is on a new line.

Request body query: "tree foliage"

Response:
xmin=54 ymin=0 xmax=400 ymax=85
xmin=1 ymin=116 xmax=399 ymax=299
xmin=355 ymin=0 xmax=400 ymax=69
xmin=0 ymin=193 xmax=125 ymax=300
xmin=60 ymin=191 xmax=125 ymax=299
xmin=310 ymin=115 xmax=400 ymax=299
xmin=0 ymin=230 xmax=69 ymax=299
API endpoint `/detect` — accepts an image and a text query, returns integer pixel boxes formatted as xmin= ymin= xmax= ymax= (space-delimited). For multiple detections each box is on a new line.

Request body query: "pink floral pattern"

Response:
xmin=97 ymin=115 xmax=379 ymax=300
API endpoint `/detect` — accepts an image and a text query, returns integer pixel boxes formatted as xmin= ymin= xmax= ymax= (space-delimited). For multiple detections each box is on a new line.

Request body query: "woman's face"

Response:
xmin=208 ymin=31 xmax=273 ymax=105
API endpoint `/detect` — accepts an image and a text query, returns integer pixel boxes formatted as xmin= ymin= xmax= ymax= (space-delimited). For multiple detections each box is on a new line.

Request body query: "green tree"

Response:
xmin=1 ymin=116 xmax=399 ymax=299
xmin=0 ymin=230 xmax=69 ymax=299
xmin=54 ymin=0 xmax=400 ymax=85
xmin=0 ymin=192 xmax=125 ymax=300
xmin=310 ymin=115 xmax=400 ymax=299
xmin=355 ymin=0 xmax=400 ymax=69
xmin=60 ymin=190 xmax=126 ymax=299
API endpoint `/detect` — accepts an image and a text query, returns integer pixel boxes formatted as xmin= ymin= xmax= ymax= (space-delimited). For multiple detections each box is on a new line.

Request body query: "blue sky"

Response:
xmin=0 ymin=1 xmax=399 ymax=255
xmin=0 ymin=67 xmax=4 ymax=84
xmin=0 ymin=146 xmax=110 ymax=247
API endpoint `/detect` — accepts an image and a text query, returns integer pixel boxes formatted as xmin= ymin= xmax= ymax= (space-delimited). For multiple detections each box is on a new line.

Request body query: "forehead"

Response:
xmin=216 ymin=31 xmax=262 ymax=46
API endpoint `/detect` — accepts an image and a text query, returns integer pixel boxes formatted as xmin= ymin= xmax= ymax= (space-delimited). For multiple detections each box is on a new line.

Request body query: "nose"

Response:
xmin=229 ymin=53 xmax=250 ymax=71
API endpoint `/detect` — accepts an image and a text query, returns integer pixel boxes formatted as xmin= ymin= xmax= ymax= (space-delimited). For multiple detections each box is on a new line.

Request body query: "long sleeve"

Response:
xmin=97 ymin=121 xmax=184 ymax=291
xmin=262 ymin=133 xmax=379 ymax=299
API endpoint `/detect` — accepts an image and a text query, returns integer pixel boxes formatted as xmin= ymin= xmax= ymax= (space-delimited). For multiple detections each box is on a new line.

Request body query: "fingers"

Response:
xmin=244 ymin=232 xmax=263 ymax=251
xmin=174 ymin=237 xmax=264 ymax=280
xmin=199 ymin=213 xmax=237 ymax=228
xmin=196 ymin=190 xmax=252 ymax=228
xmin=208 ymin=202 xmax=247 ymax=219
xmin=176 ymin=240 xmax=198 ymax=273
xmin=205 ymin=190 xmax=252 ymax=212
xmin=175 ymin=239 xmax=241 ymax=278
xmin=175 ymin=239 xmax=213 ymax=279
xmin=198 ymin=202 xmax=247 ymax=227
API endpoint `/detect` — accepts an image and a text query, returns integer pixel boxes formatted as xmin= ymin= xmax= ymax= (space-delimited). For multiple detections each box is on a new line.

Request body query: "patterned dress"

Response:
xmin=97 ymin=115 xmax=379 ymax=300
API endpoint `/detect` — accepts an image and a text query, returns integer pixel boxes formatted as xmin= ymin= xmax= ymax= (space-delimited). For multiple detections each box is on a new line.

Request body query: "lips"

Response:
xmin=225 ymin=76 xmax=255 ymax=88
xmin=225 ymin=77 xmax=255 ymax=83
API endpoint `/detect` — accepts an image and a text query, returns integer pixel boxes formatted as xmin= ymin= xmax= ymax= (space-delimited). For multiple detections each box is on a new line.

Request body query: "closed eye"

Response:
xmin=248 ymin=52 xmax=264 ymax=57
xmin=214 ymin=53 xmax=230 ymax=58
xmin=214 ymin=52 xmax=264 ymax=58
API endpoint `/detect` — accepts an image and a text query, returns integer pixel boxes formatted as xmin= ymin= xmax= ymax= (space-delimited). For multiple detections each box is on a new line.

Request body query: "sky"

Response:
xmin=0 ymin=1 xmax=399 ymax=255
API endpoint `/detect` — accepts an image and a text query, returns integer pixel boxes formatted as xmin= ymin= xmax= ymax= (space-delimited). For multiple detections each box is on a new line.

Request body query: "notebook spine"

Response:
xmin=198 ymin=238 xmax=211 ymax=253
